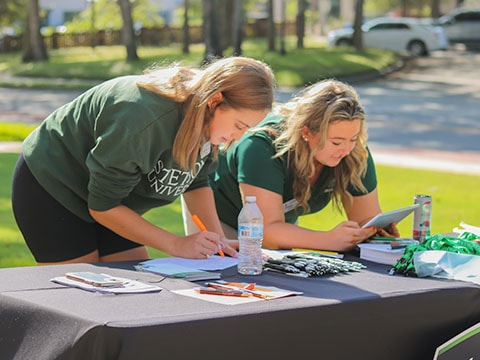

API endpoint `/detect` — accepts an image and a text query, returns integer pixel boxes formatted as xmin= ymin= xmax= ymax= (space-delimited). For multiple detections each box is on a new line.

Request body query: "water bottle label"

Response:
xmin=238 ymin=224 xmax=263 ymax=238
xmin=251 ymin=224 xmax=263 ymax=238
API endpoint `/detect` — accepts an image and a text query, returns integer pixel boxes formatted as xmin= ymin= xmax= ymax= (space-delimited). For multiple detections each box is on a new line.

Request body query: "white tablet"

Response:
xmin=362 ymin=204 xmax=420 ymax=230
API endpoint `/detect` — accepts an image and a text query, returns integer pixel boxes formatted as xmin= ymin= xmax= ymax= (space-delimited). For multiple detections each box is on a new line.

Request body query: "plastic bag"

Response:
xmin=453 ymin=221 xmax=480 ymax=238
xmin=414 ymin=250 xmax=480 ymax=285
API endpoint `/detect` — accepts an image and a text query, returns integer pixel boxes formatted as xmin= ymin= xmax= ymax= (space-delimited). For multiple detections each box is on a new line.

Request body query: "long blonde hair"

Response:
xmin=137 ymin=57 xmax=275 ymax=171
xmin=273 ymin=79 xmax=368 ymax=213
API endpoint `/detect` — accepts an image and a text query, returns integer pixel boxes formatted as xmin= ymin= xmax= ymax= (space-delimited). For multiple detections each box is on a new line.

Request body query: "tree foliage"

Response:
xmin=364 ymin=0 xmax=446 ymax=17
xmin=0 ymin=0 xmax=25 ymax=28
xmin=63 ymin=0 xmax=164 ymax=33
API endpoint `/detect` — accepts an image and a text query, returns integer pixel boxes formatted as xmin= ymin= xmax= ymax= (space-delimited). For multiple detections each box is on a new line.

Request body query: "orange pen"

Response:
xmin=191 ymin=214 xmax=225 ymax=257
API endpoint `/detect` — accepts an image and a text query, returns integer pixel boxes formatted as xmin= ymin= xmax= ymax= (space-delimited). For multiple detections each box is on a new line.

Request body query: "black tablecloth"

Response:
xmin=1 ymin=256 xmax=479 ymax=360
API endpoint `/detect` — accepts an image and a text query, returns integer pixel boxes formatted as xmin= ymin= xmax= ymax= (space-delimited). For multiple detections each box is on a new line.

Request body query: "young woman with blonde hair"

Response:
xmin=196 ymin=79 xmax=399 ymax=252
xmin=12 ymin=56 xmax=275 ymax=264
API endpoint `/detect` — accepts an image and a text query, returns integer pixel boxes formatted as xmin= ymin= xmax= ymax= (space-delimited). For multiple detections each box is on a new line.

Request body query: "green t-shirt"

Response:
xmin=210 ymin=113 xmax=378 ymax=228
xmin=23 ymin=75 xmax=215 ymax=222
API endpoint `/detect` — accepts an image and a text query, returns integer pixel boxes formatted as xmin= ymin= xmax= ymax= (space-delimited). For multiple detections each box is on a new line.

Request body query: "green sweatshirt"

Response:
xmin=23 ymin=75 xmax=215 ymax=222
xmin=210 ymin=113 xmax=378 ymax=228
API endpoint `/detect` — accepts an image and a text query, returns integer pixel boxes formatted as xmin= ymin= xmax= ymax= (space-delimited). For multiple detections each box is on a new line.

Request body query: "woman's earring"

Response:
xmin=303 ymin=136 xmax=308 ymax=142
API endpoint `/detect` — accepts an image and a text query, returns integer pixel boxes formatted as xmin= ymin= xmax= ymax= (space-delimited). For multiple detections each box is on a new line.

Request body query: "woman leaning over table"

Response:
xmin=11 ymin=56 xmax=275 ymax=265
xmin=184 ymin=79 xmax=399 ymax=252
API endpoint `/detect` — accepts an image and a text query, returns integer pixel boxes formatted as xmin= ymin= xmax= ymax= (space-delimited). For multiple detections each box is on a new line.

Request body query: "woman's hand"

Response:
xmin=219 ymin=237 xmax=238 ymax=257
xmin=171 ymin=232 xmax=238 ymax=259
xmin=375 ymin=223 xmax=400 ymax=238
xmin=221 ymin=237 xmax=239 ymax=252
xmin=328 ymin=221 xmax=377 ymax=251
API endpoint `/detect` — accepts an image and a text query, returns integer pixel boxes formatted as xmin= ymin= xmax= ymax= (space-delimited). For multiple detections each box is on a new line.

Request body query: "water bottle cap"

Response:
xmin=245 ymin=196 xmax=256 ymax=202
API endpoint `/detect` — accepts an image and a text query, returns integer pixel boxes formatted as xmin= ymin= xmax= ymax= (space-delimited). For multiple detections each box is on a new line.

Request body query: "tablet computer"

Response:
xmin=362 ymin=204 xmax=419 ymax=230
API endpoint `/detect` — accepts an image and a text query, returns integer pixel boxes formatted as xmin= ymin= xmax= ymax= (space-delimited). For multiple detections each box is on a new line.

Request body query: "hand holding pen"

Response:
xmin=192 ymin=214 xmax=226 ymax=257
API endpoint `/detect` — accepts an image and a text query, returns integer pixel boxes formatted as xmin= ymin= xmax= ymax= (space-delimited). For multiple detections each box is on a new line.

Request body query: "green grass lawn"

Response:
xmin=0 ymin=40 xmax=397 ymax=89
xmin=1 ymin=151 xmax=478 ymax=268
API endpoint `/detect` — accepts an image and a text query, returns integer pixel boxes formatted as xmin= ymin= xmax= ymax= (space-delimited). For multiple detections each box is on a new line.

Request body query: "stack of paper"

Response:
xmin=357 ymin=243 xmax=406 ymax=265
xmin=135 ymin=255 xmax=238 ymax=281
xmin=136 ymin=262 xmax=222 ymax=281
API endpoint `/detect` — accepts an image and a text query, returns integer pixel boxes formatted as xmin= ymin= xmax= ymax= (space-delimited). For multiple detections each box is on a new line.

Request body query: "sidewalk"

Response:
xmin=0 ymin=142 xmax=22 ymax=153
xmin=367 ymin=146 xmax=480 ymax=176
xmin=2 ymin=140 xmax=479 ymax=175
xmin=0 ymin=71 xmax=99 ymax=89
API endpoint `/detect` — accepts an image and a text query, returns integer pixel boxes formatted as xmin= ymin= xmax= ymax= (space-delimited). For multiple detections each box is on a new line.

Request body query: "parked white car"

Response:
xmin=327 ymin=17 xmax=449 ymax=56
xmin=434 ymin=8 xmax=480 ymax=48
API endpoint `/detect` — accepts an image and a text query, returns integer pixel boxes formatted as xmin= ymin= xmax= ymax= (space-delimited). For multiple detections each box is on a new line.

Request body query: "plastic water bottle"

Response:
xmin=237 ymin=196 xmax=264 ymax=275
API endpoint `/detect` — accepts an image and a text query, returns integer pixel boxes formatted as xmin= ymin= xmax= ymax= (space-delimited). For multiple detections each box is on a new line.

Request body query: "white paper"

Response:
xmin=172 ymin=288 xmax=262 ymax=305
xmin=261 ymin=249 xmax=296 ymax=260
xmin=172 ymin=281 xmax=302 ymax=305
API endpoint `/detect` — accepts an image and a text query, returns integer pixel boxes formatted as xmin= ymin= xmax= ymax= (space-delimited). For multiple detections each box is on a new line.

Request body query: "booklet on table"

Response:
xmin=135 ymin=255 xmax=238 ymax=281
xmin=357 ymin=243 xmax=406 ymax=266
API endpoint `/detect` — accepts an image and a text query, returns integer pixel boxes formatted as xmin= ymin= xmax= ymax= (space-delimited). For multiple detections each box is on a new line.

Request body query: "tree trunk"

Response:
xmin=279 ymin=0 xmax=286 ymax=55
xmin=352 ymin=0 xmax=364 ymax=52
xmin=430 ymin=0 xmax=441 ymax=18
xmin=182 ymin=0 xmax=190 ymax=54
xmin=90 ymin=0 xmax=96 ymax=48
xmin=267 ymin=0 xmax=275 ymax=51
xmin=22 ymin=0 xmax=48 ymax=62
xmin=232 ymin=0 xmax=243 ymax=55
xmin=400 ymin=0 xmax=408 ymax=17
xmin=218 ymin=0 xmax=229 ymax=52
xmin=202 ymin=0 xmax=223 ymax=63
xmin=117 ymin=0 xmax=139 ymax=61
xmin=296 ymin=0 xmax=306 ymax=49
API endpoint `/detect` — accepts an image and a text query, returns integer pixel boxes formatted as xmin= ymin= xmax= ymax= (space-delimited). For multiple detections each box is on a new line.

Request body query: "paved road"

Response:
xmin=360 ymin=49 xmax=480 ymax=153
xmin=1 ymin=49 xmax=479 ymax=174
xmin=0 ymin=87 xmax=85 ymax=124
xmin=279 ymin=49 xmax=480 ymax=174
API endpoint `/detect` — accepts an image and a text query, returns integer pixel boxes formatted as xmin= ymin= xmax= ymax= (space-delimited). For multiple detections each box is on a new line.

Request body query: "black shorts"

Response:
xmin=11 ymin=154 xmax=142 ymax=262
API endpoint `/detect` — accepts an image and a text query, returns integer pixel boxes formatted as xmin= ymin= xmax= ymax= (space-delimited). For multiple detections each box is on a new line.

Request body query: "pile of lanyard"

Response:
xmin=264 ymin=254 xmax=366 ymax=277
xmin=390 ymin=232 xmax=480 ymax=277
